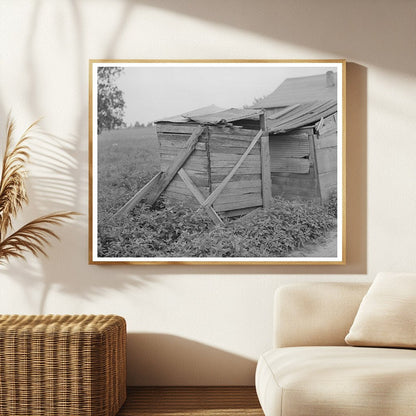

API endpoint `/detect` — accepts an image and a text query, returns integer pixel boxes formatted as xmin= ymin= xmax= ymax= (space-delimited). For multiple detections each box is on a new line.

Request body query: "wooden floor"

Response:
xmin=117 ymin=386 xmax=264 ymax=416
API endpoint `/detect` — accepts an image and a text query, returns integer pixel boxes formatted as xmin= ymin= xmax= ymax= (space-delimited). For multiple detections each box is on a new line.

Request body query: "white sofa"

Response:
xmin=255 ymin=282 xmax=416 ymax=416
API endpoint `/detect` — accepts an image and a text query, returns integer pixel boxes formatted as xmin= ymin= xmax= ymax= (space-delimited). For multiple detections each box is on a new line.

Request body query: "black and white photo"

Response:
xmin=89 ymin=60 xmax=345 ymax=264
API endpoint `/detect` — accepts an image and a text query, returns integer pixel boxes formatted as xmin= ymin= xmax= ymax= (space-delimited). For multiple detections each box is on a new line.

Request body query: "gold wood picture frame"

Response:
xmin=89 ymin=59 xmax=346 ymax=265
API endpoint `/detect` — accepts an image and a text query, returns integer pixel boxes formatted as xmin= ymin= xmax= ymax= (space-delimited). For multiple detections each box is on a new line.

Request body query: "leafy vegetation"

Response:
xmin=325 ymin=189 xmax=338 ymax=218
xmin=97 ymin=127 xmax=336 ymax=258
xmin=99 ymin=197 xmax=335 ymax=258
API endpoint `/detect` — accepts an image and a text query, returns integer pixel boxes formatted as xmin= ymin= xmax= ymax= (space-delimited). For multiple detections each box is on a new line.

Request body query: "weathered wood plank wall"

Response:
xmin=315 ymin=114 xmax=337 ymax=201
xmin=156 ymin=112 xmax=337 ymax=212
xmin=208 ymin=126 xmax=263 ymax=213
xmin=269 ymin=127 xmax=320 ymax=202
xmin=156 ymin=123 xmax=264 ymax=215
xmin=157 ymin=123 xmax=209 ymax=208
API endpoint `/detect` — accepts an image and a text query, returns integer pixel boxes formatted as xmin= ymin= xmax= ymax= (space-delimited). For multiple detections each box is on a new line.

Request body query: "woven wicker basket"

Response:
xmin=0 ymin=314 xmax=126 ymax=416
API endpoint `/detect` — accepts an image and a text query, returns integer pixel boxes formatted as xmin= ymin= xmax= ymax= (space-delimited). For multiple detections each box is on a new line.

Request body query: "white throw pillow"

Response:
xmin=345 ymin=272 xmax=416 ymax=348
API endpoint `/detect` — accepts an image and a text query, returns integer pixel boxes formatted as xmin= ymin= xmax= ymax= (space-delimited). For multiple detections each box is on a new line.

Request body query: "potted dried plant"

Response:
xmin=0 ymin=116 xmax=77 ymax=264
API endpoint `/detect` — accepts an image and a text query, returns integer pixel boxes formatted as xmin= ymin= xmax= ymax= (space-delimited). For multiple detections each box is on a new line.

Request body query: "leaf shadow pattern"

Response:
xmin=0 ymin=126 xmax=155 ymax=314
xmin=126 ymin=333 xmax=257 ymax=385
xmin=135 ymin=0 xmax=414 ymax=76
xmin=0 ymin=0 xmax=373 ymax=309
xmin=0 ymin=0 xmax=160 ymax=313
xmin=24 ymin=0 xmax=42 ymax=121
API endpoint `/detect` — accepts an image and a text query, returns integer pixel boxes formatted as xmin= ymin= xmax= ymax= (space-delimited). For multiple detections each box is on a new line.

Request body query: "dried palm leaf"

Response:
xmin=0 ymin=117 xmax=38 ymax=238
xmin=0 ymin=115 xmax=79 ymax=264
xmin=0 ymin=212 xmax=78 ymax=264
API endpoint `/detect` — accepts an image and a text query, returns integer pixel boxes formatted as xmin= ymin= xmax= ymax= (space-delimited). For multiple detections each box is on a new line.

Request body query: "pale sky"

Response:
xmin=115 ymin=64 xmax=337 ymax=125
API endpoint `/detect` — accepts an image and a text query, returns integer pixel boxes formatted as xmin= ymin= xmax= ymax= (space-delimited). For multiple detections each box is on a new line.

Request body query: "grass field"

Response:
xmin=97 ymin=127 xmax=160 ymax=222
xmin=96 ymin=127 xmax=337 ymax=258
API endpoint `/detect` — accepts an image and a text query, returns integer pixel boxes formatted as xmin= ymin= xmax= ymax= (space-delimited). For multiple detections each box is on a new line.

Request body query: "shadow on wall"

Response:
xmin=135 ymin=0 xmax=413 ymax=76
xmin=127 ymin=333 xmax=257 ymax=386
xmin=0 ymin=127 xmax=157 ymax=313
xmin=0 ymin=0 xmax=151 ymax=311
xmin=92 ymin=0 xmax=370 ymax=275
xmin=108 ymin=62 xmax=366 ymax=276
xmin=117 ymin=0 xmax=375 ymax=274
xmin=23 ymin=0 xmax=87 ymax=211
xmin=192 ymin=62 xmax=368 ymax=276
xmin=0 ymin=0 xmax=371 ymax=302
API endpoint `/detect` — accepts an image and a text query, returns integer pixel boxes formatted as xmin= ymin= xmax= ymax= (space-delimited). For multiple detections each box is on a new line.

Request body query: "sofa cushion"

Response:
xmin=256 ymin=346 xmax=416 ymax=416
xmin=274 ymin=283 xmax=370 ymax=348
xmin=345 ymin=272 xmax=416 ymax=348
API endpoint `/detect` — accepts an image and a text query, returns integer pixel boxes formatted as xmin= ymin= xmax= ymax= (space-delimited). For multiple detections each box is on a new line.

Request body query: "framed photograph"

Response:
xmin=89 ymin=60 xmax=345 ymax=265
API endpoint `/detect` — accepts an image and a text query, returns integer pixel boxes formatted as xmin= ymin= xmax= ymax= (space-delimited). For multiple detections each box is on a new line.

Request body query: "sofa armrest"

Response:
xmin=274 ymin=282 xmax=370 ymax=348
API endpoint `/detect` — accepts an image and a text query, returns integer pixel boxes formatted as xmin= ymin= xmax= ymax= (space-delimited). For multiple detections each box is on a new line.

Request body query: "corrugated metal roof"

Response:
xmin=267 ymin=100 xmax=337 ymax=133
xmin=186 ymin=108 xmax=261 ymax=124
xmin=154 ymin=105 xmax=226 ymax=123
xmin=154 ymin=114 xmax=189 ymax=123
xmin=181 ymin=105 xmax=225 ymax=118
xmin=155 ymin=106 xmax=261 ymax=124
xmin=253 ymin=72 xmax=337 ymax=109
xmin=154 ymin=95 xmax=336 ymax=133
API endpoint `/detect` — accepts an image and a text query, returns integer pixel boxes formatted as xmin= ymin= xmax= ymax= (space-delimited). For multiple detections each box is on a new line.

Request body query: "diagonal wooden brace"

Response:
xmin=112 ymin=171 xmax=162 ymax=218
xmin=178 ymin=169 xmax=224 ymax=226
xmin=202 ymin=129 xmax=263 ymax=208
xmin=145 ymin=125 xmax=205 ymax=206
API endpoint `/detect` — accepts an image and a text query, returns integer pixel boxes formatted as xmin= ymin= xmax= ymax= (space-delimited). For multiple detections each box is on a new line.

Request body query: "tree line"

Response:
xmin=97 ymin=67 xmax=125 ymax=134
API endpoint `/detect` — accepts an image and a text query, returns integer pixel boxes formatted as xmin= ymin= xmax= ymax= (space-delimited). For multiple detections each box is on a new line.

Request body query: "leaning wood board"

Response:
xmin=146 ymin=125 xmax=205 ymax=205
xmin=315 ymin=146 xmax=337 ymax=174
xmin=315 ymin=132 xmax=337 ymax=149
xmin=155 ymin=122 xmax=265 ymax=214
xmin=167 ymin=177 xmax=210 ymax=198
xmin=318 ymin=170 xmax=337 ymax=200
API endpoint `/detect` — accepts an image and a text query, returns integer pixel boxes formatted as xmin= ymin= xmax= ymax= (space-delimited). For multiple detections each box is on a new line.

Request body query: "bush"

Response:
xmin=98 ymin=197 xmax=335 ymax=258
xmin=170 ymin=197 xmax=334 ymax=257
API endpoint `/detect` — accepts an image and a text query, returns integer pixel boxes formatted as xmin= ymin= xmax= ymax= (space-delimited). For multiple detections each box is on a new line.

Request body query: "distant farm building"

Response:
xmin=115 ymin=72 xmax=339 ymax=223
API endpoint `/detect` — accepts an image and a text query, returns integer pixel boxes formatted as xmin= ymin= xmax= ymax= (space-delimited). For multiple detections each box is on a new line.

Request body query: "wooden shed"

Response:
xmin=113 ymin=106 xmax=270 ymax=224
xmin=150 ymin=107 xmax=270 ymax=222
xmin=264 ymin=101 xmax=338 ymax=203
xmin=115 ymin=72 xmax=339 ymax=223
xmin=253 ymin=71 xmax=339 ymax=203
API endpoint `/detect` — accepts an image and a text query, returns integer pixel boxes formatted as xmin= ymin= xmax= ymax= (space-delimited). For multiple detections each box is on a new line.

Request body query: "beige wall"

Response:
xmin=0 ymin=0 xmax=415 ymax=385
